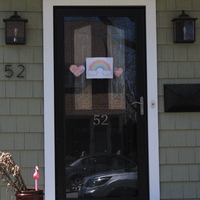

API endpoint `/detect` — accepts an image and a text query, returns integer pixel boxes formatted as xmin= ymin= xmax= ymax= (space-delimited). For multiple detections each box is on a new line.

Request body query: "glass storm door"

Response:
xmin=54 ymin=7 xmax=148 ymax=200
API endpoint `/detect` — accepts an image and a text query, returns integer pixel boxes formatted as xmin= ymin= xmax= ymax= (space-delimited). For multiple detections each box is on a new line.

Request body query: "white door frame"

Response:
xmin=43 ymin=0 xmax=159 ymax=200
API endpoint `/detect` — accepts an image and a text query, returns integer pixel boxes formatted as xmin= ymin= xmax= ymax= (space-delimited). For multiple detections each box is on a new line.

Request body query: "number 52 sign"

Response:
xmin=93 ymin=115 xmax=108 ymax=126
xmin=5 ymin=64 xmax=25 ymax=78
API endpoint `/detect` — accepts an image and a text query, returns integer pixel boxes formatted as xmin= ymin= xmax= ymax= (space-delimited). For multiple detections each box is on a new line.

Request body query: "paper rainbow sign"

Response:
xmin=88 ymin=60 xmax=111 ymax=71
xmin=86 ymin=57 xmax=113 ymax=79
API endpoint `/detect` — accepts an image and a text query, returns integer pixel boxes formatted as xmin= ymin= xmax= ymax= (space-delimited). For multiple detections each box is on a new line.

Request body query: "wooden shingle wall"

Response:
xmin=0 ymin=0 xmax=200 ymax=199
xmin=157 ymin=0 xmax=200 ymax=199
xmin=0 ymin=0 xmax=44 ymax=199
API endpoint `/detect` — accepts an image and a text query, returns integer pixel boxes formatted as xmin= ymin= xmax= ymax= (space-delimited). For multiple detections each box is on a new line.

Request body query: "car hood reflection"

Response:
xmin=79 ymin=169 xmax=138 ymax=198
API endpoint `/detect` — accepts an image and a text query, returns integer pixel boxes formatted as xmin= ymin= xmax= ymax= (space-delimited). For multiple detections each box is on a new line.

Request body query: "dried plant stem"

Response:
xmin=0 ymin=151 xmax=27 ymax=194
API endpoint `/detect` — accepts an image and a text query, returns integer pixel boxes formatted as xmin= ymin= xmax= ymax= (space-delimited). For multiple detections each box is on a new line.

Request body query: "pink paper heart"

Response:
xmin=114 ymin=68 xmax=123 ymax=77
xmin=70 ymin=65 xmax=85 ymax=77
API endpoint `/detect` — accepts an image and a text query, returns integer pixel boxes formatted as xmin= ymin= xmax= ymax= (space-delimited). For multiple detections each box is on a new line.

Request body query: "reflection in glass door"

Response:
xmin=54 ymin=7 xmax=148 ymax=200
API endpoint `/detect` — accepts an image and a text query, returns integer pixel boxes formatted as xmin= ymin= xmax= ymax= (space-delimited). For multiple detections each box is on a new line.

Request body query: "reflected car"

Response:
xmin=78 ymin=169 xmax=138 ymax=198
xmin=66 ymin=154 xmax=137 ymax=192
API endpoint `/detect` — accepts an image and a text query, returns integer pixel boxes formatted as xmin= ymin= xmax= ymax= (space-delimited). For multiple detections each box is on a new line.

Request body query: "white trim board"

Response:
xmin=43 ymin=0 xmax=159 ymax=200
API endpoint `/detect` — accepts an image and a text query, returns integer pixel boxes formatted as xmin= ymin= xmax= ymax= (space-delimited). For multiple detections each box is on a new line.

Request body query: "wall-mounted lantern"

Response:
xmin=3 ymin=11 xmax=28 ymax=45
xmin=171 ymin=10 xmax=198 ymax=43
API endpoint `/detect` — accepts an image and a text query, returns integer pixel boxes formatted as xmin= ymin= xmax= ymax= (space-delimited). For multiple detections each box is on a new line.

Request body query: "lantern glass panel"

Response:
xmin=173 ymin=20 xmax=182 ymax=42
xmin=174 ymin=20 xmax=195 ymax=43
xmin=6 ymin=21 xmax=26 ymax=44
xmin=183 ymin=20 xmax=195 ymax=41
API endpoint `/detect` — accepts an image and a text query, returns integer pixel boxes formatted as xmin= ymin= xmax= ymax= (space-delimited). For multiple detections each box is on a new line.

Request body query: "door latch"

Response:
xmin=131 ymin=96 xmax=144 ymax=115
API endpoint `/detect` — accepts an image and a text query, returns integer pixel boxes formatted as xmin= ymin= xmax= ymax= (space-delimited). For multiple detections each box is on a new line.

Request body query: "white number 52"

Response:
xmin=93 ymin=115 xmax=108 ymax=125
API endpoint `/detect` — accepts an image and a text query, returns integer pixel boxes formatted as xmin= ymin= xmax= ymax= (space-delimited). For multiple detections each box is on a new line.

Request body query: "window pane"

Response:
xmin=64 ymin=16 xmax=138 ymax=198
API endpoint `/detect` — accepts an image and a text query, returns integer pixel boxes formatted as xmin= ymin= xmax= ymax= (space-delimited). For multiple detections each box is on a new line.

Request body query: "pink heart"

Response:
xmin=70 ymin=65 xmax=85 ymax=77
xmin=114 ymin=68 xmax=123 ymax=77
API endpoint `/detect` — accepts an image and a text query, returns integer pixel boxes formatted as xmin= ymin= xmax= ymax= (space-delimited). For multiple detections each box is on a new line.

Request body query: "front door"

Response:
xmin=54 ymin=6 xmax=148 ymax=200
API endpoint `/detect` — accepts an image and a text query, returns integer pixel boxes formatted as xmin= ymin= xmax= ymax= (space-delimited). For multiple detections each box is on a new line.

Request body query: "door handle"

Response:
xmin=131 ymin=96 xmax=144 ymax=115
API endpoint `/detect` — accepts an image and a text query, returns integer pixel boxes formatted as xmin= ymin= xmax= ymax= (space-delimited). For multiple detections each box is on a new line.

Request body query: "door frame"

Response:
xmin=43 ymin=1 xmax=159 ymax=200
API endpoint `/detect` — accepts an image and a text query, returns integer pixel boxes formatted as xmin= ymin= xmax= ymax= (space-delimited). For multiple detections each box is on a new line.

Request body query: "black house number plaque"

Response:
xmin=5 ymin=64 xmax=25 ymax=78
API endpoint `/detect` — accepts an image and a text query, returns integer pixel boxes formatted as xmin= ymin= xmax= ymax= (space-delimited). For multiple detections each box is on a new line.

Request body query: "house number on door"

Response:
xmin=5 ymin=65 xmax=25 ymax=78
xmin=93 ymin=115 xmax=108 ymax=125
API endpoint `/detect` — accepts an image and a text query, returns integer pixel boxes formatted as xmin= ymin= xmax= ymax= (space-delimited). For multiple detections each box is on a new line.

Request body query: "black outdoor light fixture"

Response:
xmin=3 ymin=11 xmax=28 ymax=45
xmin=171 ymin=10 xmax=198 ymax=43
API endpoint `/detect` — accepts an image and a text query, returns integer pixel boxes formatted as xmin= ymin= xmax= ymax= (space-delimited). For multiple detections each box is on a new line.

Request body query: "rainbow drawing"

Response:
xmin=88 ymin=59 xmax=111 ymax=71
xmin=86 ymin=57 xmax=113 ymax=79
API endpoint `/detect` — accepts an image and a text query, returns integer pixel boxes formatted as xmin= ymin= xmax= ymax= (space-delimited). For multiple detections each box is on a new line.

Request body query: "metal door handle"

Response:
xmin=131 ymin=96 xmax=144 ymax=115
